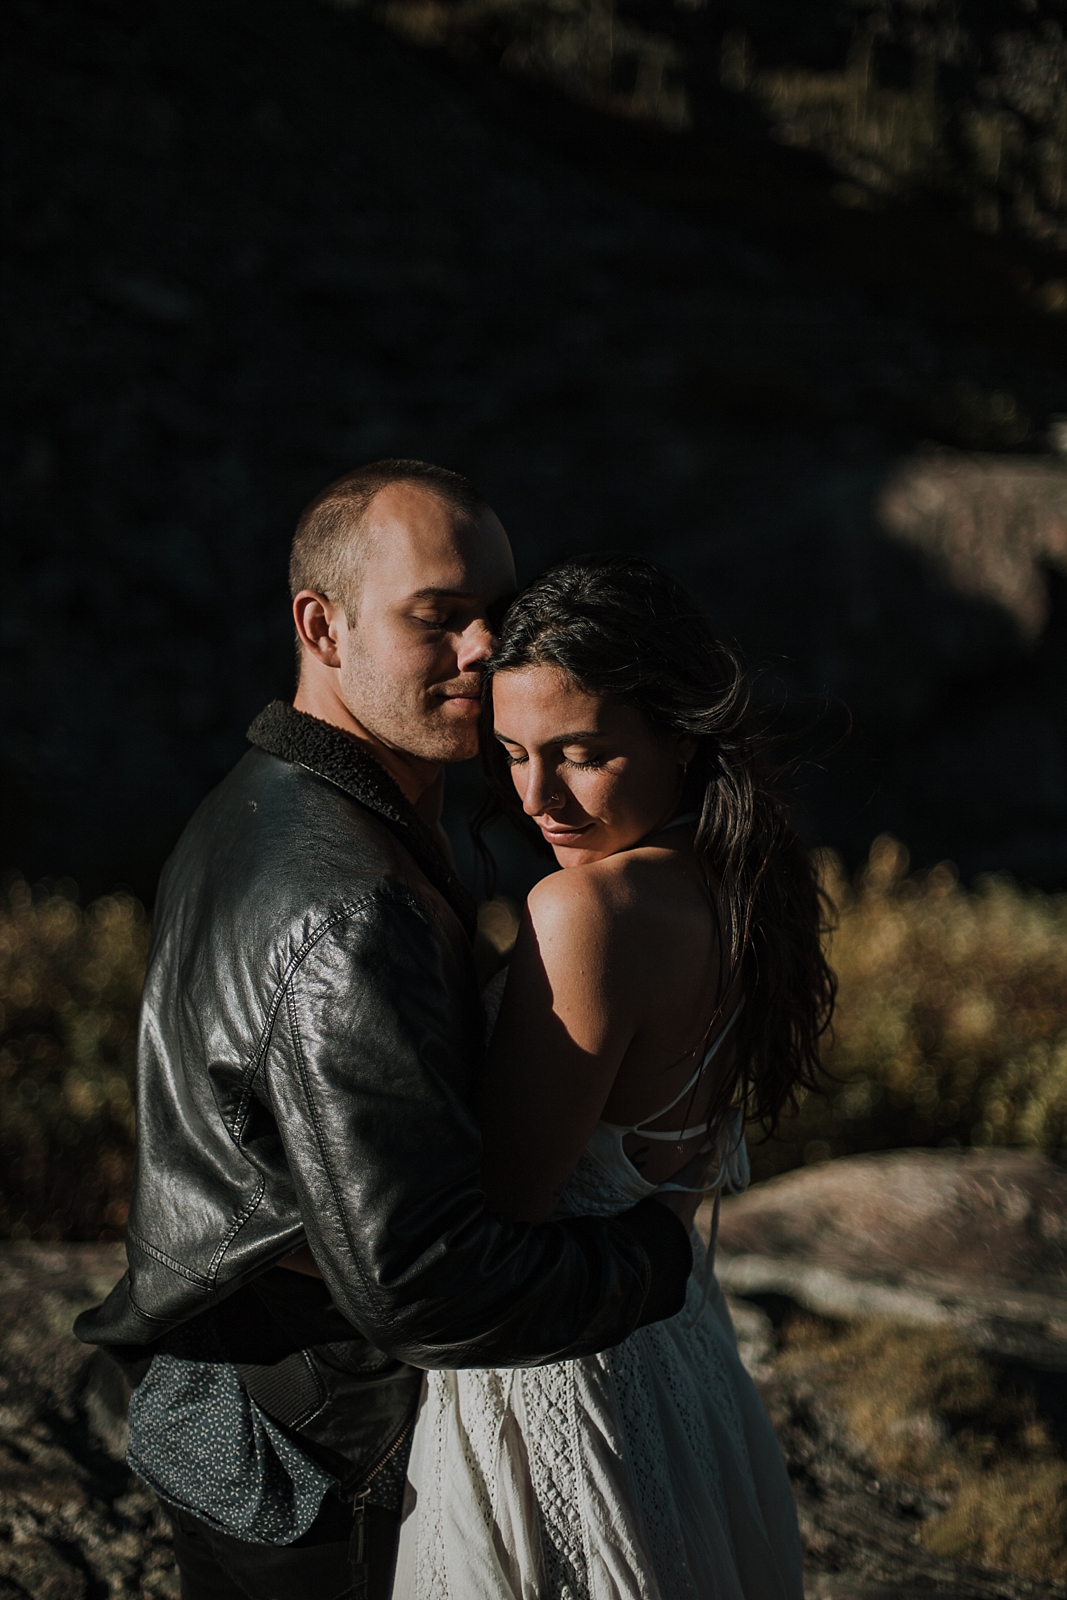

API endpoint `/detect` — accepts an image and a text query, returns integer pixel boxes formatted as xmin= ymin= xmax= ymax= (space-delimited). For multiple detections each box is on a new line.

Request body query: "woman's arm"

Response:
xmin=479 ymin=865 xmax=643 ymax=1221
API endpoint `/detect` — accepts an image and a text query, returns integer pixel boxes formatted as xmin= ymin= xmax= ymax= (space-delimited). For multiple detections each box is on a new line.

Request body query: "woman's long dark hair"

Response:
xmin=476 ymin=552 xmax=835 ymax=1139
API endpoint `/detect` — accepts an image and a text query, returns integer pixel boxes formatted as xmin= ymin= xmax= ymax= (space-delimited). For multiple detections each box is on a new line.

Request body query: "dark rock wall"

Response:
xmin=633 ymin=0 xmax=1067 ymax=248
xmin=3 ymin=0 xmax=1066 ymax=900
xmin=390 ymin=0 xmax=1067 ymax=253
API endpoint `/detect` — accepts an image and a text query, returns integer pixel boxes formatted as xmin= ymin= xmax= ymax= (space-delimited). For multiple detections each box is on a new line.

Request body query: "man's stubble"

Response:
xmin=338 ymin=636 xmax=480 ymax=766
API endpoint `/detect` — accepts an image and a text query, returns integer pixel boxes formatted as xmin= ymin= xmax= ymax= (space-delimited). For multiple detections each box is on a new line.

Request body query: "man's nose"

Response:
xmin=455 ymin=617 xmax=496 ymax=672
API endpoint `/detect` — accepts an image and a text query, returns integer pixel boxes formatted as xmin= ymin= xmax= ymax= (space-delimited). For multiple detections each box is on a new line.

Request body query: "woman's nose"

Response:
xmin=521 ymin=764 xmax=563 ymax=817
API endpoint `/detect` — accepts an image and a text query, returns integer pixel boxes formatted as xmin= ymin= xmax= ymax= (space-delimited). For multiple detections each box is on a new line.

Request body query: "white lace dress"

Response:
xmin=392 ymin=989 xmax=804 ymax=1600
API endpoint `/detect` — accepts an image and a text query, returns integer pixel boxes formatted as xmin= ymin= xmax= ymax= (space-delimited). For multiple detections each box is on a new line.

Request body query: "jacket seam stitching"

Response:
xmin=206 ymin=1177 xmax=267 ymax=1286
xmin=289 ymin=1350 xmax=330 ymax=1427
xmin=126 ymin=1229 xmax=213 ymax=1288
xmin=283 ymin=954 xmax=386 ymax=1325
xmin=140 ymin=885 xmax=433 ymax=1300
xmin=125 ymin=1291 xmax=171 ymax=1327
xmin=229 ymin=888 xmax=403 ymax=1143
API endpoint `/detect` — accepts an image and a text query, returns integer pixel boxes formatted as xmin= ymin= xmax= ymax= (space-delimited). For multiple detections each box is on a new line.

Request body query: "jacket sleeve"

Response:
xmin=262 ymin=885 xmax=692 ymax=1368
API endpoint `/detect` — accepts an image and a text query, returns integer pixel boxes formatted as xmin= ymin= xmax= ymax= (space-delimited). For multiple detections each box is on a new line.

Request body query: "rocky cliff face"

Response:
xmin=3 ymin=0 xmax=1066 ymax=898
xmin=377 ymin=0 xmax=1067 ymax=251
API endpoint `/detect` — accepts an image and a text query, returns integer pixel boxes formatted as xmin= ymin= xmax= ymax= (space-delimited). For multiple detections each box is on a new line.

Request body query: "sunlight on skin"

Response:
xmin=292 ymin=481 xmax=515 ymax=814
xmin=477 ymin=663 xmax=732 ymax=1221
xmin=492 ymin=664 xmax=697 ymax=867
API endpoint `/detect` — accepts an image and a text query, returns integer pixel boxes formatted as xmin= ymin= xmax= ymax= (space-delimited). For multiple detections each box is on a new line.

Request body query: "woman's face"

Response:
xmin=491 ymin=664 xmax=694 ymax=867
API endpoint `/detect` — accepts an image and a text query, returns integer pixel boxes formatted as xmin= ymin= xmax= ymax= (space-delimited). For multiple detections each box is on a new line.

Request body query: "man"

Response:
xmin=76 ymin=460 xmax=699 ymax=1599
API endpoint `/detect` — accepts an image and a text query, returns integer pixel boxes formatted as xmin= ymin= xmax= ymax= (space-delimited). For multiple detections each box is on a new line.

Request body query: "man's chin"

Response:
xmin=441 ymin=729 xmax=481 ymax=764
xmin=406 ymin=721 xmax=481 ymax=765
xmin=417 ymin=701 xmax=481 ymax=763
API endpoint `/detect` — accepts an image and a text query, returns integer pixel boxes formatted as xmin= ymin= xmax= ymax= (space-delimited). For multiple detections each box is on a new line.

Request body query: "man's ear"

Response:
xmin=293 ymin=590 xmax=344 ymax=669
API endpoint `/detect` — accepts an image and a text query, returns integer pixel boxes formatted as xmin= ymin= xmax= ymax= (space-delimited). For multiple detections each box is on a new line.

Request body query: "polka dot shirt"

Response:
xmin=127 ymin=1354 xmax=409 ymax=1544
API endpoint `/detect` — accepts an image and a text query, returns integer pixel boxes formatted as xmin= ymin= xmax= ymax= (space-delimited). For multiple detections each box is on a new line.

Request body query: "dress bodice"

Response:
xmin=557 ymin=1112 xmax=750 ymax=1219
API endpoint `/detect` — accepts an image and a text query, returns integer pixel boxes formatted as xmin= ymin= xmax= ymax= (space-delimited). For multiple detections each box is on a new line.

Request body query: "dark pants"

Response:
xmin=166 ymin=1493 xmax=400 ymax=1600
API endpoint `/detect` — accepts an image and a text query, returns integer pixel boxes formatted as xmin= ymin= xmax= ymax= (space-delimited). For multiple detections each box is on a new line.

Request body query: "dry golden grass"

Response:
xmin=754 ymin=836 xmax=1067 ymax=1179
xmin=924 ymin=1457 xmax=1067 ymax=1577
xmin=2 ymin=838 xmax=1067 ymax=1225
xmin=0 ymin=876 xmax=149 ymax=1239
xmin=780 ymin=1314 xmax=1067 ymax=1582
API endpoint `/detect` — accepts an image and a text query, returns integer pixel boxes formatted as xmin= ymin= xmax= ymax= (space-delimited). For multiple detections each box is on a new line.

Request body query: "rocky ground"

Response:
xmin=713 ymin=1147 xmax=1067 ymax=1595
xmin=2 ymin=1149 xmax=1065 ymax=1596
xmin=3 ymin=0 xmax=1067 ymax=902
xmin=0 ymin=1245 xmax=176 ymax=1598
xmin=733 ymin=1294 xmax=1066 ymax=1600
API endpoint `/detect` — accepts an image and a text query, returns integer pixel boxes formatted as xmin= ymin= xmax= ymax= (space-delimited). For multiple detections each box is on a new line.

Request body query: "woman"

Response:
xmin=393 ymin=554 xmax=834 ymax=1600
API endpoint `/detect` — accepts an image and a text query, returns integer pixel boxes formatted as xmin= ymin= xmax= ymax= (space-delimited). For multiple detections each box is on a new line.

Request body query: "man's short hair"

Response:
xmin=289 ymin=459 xmax=487 ymax=619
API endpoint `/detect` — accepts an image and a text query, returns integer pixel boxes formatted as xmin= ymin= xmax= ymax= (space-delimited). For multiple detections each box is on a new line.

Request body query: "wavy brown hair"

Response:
xmin=476 ymin=553 xmax=835 ymax=1139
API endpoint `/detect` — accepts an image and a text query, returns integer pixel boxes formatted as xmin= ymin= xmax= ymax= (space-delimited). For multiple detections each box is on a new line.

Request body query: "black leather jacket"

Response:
xmin=75 ymin=702 xmax=691 ymax=1488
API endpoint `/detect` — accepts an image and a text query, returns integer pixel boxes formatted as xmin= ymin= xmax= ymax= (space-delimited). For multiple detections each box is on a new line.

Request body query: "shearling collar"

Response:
xmin=247 ymin=700 xmax=477 ymax=939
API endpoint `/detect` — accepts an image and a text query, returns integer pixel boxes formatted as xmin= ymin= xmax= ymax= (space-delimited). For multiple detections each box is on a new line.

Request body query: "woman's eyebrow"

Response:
xmin=495 ymin=730 xmax=604 ymax=744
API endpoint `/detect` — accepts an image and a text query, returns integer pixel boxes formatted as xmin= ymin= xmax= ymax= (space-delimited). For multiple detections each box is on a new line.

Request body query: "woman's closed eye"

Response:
xmin=562 ymin=752 xmax=608 ymax=770
xmin=498 ymin=747 xmax=609 ymax=770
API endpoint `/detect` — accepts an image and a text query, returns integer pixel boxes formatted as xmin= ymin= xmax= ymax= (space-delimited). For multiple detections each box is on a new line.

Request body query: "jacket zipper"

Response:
xmin=345 ymin=1403 xmax=417 ymax=1501
xmin=347 ymin=1409 xmax=417 ymax=1578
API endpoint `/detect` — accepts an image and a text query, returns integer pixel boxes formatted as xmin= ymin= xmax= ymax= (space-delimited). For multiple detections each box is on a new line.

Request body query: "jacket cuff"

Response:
xmin=615 ymin=1198 xmax=693 ymax=1327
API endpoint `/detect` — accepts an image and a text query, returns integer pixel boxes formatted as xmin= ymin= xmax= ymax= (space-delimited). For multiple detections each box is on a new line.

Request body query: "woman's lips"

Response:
xmin=539 ymin=821 xmax=594 ymax=844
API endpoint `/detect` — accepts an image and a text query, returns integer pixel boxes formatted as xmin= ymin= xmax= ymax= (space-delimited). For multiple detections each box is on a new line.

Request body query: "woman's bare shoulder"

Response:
xmin=526 ymin=854 xmax=641 ymax=927
xmin=514 ymin=861 xmax=644 ymax=1040
xmin=523 ymin=857 xmax=667 ymax=978
xmin=529 ymin=847 xmax=715 ymax=969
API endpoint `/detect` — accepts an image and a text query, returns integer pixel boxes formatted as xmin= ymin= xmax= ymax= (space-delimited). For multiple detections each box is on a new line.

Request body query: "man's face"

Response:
xmin=337 ymin=483 xmax=516 ymax=764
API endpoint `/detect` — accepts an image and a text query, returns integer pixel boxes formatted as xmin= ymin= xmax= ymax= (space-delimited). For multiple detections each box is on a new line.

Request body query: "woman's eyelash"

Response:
xmin=499 ymin=752 xmax=607 ymax=769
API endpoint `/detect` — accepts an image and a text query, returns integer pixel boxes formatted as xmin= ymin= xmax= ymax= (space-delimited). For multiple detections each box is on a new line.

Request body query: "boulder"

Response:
xmin=877 ymin=451 xmax=1067 ymax=639
xmin=712 ymin=1147 xmax=1067 ymax=1596
xmin=710 ymin=1147 xmax=1067 ymax=1368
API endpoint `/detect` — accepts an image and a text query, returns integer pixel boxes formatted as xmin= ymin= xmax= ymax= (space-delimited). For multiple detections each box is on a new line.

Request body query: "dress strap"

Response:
xmin=655 ymin=1109 xmax=750 ymax=1196
xmin=603 ymin=998 xmax=745 ymax=1141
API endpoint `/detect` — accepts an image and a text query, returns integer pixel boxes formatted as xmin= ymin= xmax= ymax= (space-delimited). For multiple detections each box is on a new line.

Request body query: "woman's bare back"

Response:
xmin=480 ymin=823 xmax=740 ymax=1217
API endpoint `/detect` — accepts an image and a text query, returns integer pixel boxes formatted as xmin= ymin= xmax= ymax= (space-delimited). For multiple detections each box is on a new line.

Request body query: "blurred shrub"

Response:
xmin=0 ymin=876 xmax=149 ymax=1240
xmin=753 ymin=836 xmax=1067 ymax=1180
xmin=780 ymin=1314 xmax=1067 ymax=1581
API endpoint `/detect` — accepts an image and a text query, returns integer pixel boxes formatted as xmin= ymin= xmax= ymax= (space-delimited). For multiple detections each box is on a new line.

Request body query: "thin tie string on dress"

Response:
xmin=631 ymin=997 xmax=746 ymax=1186
xmin=622 ymin=808 xmax=749 ymax=1324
